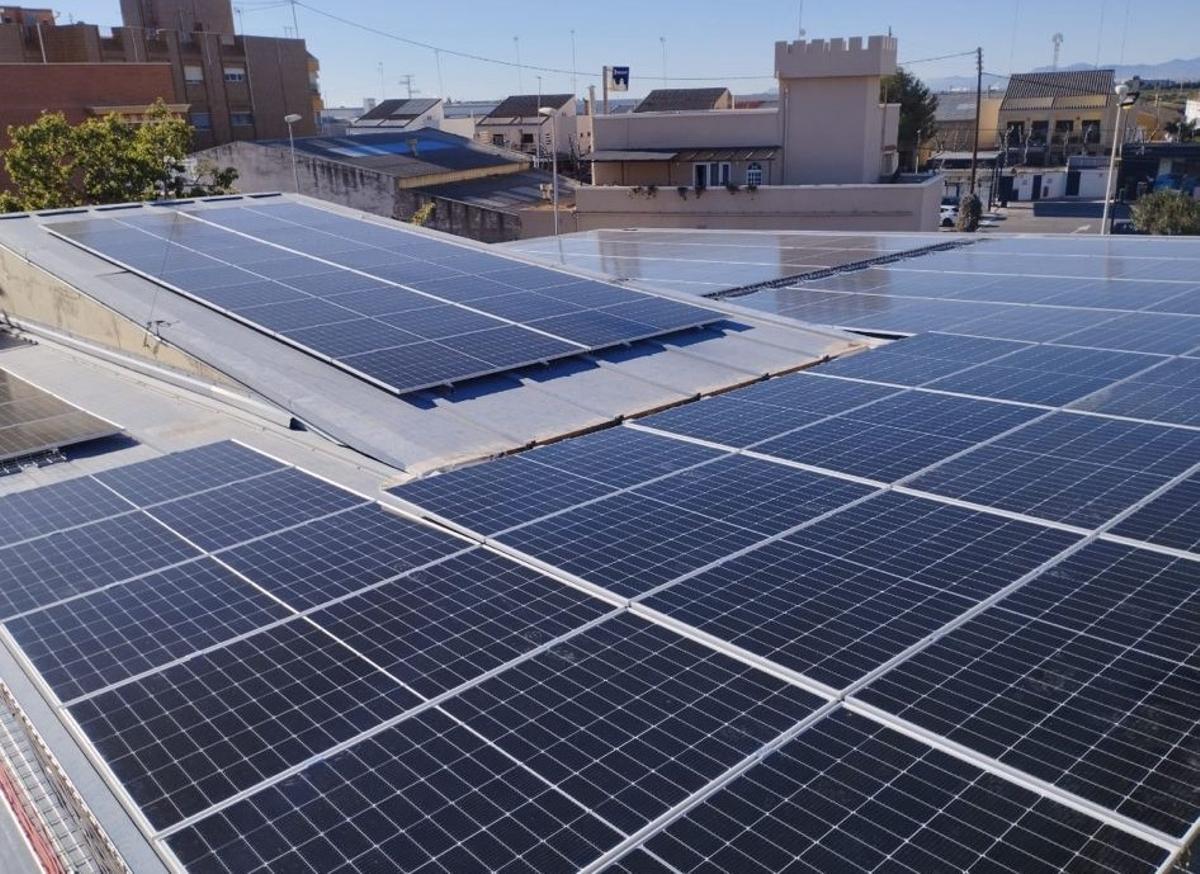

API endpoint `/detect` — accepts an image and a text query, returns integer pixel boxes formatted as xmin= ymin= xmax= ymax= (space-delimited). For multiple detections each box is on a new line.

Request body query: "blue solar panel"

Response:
xmin=217 ymin=502 xmax=466 ymax=609
xmin=638 ymin=394 xmax=829 ymax=447
xmin=5 ymin=558 xmax=291 ymax=702
xmin=1054 ymin=312 xmax=1200 ymax=355
xmin=909 ymin=412 xmax=1200 ymax=527
xmin=620 ymin=707 xmax=1168 ymax=874
xmin=166 ymin=708 xmax=622 ymax=874
xmin=1069 ymin=356 xmax=1200 ymax=427
xmin=308 ymin=548 xmax=612 ymax=697
xmin=146 ymin=467 xmax=366 ymax=551
xmin=855 ymin=604 xmax=1200 ymax=837
xmin=52 ymin=207 xmax=721 ymax=395
xmin=642 ymin=492 xmax=1079 ymax=688
xmin=522 ymin=426 xmax=725 ymax=489
xmin=442 ymin=614 xmax=823 ymax=834
xmin=0 ymin=476 xmax=132 ymax=547
xmin=0 ymin=513 xmax=200 ymax=620
xmin=1108 ymin=474 xmax=1200 ymax=554
xmin=68 ymin=620 xmax=418 ymax=830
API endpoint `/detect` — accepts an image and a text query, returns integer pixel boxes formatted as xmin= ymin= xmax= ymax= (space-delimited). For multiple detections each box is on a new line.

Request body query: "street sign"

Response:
xmin=610 ymin=66 xmax=630 ymax=91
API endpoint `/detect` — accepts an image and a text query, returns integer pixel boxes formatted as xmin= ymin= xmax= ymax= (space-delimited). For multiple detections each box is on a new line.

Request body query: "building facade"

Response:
xmin=475 ymin=94 xmax=590 ymax=159
xmin=0 ymin=0 xmax=319 ymax=154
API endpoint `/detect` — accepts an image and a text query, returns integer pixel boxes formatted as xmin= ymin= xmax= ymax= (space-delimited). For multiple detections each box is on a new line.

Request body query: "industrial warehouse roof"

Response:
xmin=253 ymin=128 xmax=527 ymax=179
xmin=352 ymin=97 xmax=442 ymax=125
xmin=634 ymin=86 xmax=732 ymax=112
xmin=0 ymin=212 xmax=1197 ymax=873
xmin=478 ymin=93 xmax=574 ymax=123
xmin=1000 ymin=68 xmax=1116 ymax=109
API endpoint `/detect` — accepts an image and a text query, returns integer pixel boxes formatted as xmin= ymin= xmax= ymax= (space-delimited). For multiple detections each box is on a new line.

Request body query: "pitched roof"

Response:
xmin=482 ymin=93 xmax=574 ymax=122
xmin=1001 ymin=69 xmax=1115 ymax=110
xmin=355 ymin=98 xmax=441 ymax=123
xmin=635 ymin=87 xmax=731 ymax=113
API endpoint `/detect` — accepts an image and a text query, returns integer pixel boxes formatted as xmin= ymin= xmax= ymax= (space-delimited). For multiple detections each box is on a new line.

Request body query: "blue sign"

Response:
xmin=611 ymin=66 xmax=630 ymax=91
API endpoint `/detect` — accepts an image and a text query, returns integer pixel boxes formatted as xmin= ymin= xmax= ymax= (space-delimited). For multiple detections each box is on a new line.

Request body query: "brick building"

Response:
xmin=0 ymin=0 xmax=319 ymax=155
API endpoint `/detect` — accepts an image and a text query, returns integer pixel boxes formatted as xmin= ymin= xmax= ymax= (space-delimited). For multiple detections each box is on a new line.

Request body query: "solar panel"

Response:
xmin=0 ymin=512 xmax=200 ymax=620
xmin=1069 ymin=356 xmax=1200 ymax=427
xmin=5 ymin=558 xmax=292 ymax=703
xmin=1054 ymin=311 xmax=1200 ymax=355
xmin=812 ymin=333 xmax=1031 ymax=386
xmin=216 ymin=502 xmax=467 ymax=609
xmin=166 ymin=708 xmax=623 ymax=874
xmin=68 ymin=619 xmax=418 ymax=830
xmin=908 ymin=412 xmax=1200 ymax=527
xmin=1108 ymin=473 xmax=1200 ymax=553
xmin=616 ymin=707 xmax=1168 ymax=874
xmin=0 ymin=368 xmax=120 ymax=462
xmin=641 ymin=492 xmax=1079 ymax=689
xmin=307 ymin=549 xmax=613 ymax=697
xmin=442 ymin=614 xmax=823 ymax=835
xmin=93 ymin=440 xmax=286 ymax=506
xmin=856 ymin=602 xmax=1200 ymax=837
xmin=749 ymin=391 xmax=1041 ymax=482
xmin=145 ymin=467 xmax=367 ymax=551
xmin=51 ymin=207 xmax=722 ymax=395
xmin=0 ymin=476 xmax=133 ymax=547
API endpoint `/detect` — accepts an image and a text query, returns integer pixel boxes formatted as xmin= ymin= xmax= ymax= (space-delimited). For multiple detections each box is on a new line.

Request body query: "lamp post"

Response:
xmin=1101 ymin=83 xmax=1136 ymax=235
xmin=538 ymin=106 xmax=559 ymax=236
xmin=283 ymin=113 xmax=302 ymax=193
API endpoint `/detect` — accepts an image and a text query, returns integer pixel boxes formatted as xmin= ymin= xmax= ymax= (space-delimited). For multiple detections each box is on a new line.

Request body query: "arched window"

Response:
xmin=746 ymin=162 xmax=763 ymax=186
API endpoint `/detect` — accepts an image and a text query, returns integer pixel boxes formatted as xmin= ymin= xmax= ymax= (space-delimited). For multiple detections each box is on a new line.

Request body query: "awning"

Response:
xmin=673 ymin=147 xmax=778 ymax=161
xmin=588 ymin=150 xmax=679 ymax=162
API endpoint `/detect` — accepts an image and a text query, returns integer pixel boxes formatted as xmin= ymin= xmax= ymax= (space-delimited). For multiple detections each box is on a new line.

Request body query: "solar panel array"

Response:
xmin=0 ymin=367 xmax=120 ymax=465
xmin=3 ymin=233 xmax=1198 ymax=873
xmin=49 ymin=203 xmax=721 ymax=395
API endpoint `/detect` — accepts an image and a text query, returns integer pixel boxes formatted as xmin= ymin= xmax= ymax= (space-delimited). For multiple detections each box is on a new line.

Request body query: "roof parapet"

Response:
xmin=774 ymin=35 xmax=897 ymax=79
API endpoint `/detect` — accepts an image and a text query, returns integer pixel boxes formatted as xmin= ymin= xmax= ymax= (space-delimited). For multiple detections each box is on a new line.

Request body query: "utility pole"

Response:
xmin=570 ymin=29 xmax=578 ymax=96
xmin=398 ymin=74 xmax=417 ymax=99
xmin=290 ymin=0 xmax=300 ymax=38
xmin=969 ymin=46 xmax=983 ymax=193
xmin=602 ymin=65 xmax=609 ymax=115
xmin=378 ymin=62 xmax=385 ymax=100
xmin=514 ymin=36 xmax=523 ymax=92
xmin=659 ymin=37 xmax=667 ymax=87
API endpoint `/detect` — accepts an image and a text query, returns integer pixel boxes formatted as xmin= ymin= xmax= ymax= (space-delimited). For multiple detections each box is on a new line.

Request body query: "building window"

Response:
xmin=184 ymin=65 xmax=203 ymax=85
xmin=224 ymin=66 xmax=246 ymax=83
xmin=190 ymin=112 xmax=212 ymax=130
xmin=1082 ymin=120 xmax=1101 ymax=144
xmin=230 ymin=112 xmax=254 ymax=127
xmin=491 ymin=133 xmax=505 ymax=146
xmin=746 ymin=162 xmax=763 ymax=186
xmin=693 ymin=162 xmax=730 ymax=188
xmin=520 ymin=132 xmax=535 ymax=146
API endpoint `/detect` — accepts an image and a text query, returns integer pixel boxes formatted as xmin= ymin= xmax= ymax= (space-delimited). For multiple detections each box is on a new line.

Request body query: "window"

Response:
xmin=746 ymin=162 xmax=763 ymax=186
xmin=184 ymin=64 xmax=203 ymax=85
xmin=491 ymin=133 xmax=505 ymax=146
xmin=693 ymin=162 xmax=730 ymax=188
xmin=1082 ymin=120 xmax=1101 ymax=144
xmin=223 ymin=66 xmax=246 ymax=83
xmin=230 ymin=112 xmax=254 ymax=127
xmin=520 ymin=132 xmax=535 ymax=145
xmin=190 ymin=112 xmax=212 ymax=130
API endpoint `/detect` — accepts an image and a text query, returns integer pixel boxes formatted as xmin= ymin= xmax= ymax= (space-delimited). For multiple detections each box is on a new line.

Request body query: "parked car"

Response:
xmin=940 ymin=203 xmax=959 ymax=227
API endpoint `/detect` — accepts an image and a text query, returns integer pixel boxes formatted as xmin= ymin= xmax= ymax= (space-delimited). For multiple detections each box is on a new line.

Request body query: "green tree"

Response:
xmin=881 ymin=67 xmax=938 ymax=172
xmin=956 ymin=192 xmax=983 ymax=232
xmin=2 ymin=112 xmax=79 ymax=210
xmin=1164 ymin=118 xmax=1197 ymax=142
xmin=2 ymin=100 xmax=237 ymax=211
xmin=1131 ymin=190 xmax=1200 ymax=235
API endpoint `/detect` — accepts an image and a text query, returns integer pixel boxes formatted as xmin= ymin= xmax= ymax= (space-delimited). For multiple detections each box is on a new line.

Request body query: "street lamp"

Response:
xmin=538 ymin=106 xmax=560 ymax=236
xmin=1101 ymin=83 xmax=1137 ymax=235
xmin=283 ymin=113 xmax=303 ymax=193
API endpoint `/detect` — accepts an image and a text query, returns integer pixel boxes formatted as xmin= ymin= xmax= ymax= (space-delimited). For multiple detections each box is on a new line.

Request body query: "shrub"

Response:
xmin=1131 ymin=190 xmax=1200 ymax=235
xmin=956 ymin=192 xmax=982 ymax=232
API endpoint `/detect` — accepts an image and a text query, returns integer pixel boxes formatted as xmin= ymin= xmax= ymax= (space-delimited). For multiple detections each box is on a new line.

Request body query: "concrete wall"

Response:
xmin=395 ymin=190 xmax=522 ymax=243
xmin=593 ymin=109 xmax=778 ymax=151
xmin=593 ymin=159 xmax=781 ymax=187
xmin=197 ymin=141 xmax=400 ymax=217
xmin=573 ymin=175 xmax=941 ymax=232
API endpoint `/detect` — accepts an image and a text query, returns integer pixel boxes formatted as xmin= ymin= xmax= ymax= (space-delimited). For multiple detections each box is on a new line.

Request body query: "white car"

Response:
xmin=940 ymin=204 xmax=959 ymax=227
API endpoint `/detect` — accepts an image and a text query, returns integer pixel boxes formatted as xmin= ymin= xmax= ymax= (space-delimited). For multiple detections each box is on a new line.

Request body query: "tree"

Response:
xmin=1131 ymin=190 xmax=1200 ymax=235
xmin=1164 ymin=118 xmax=1197 ymax=142
xmin=1 ymin=100 xmax=237 ymax=211
xmin=881 ymin=67 xmax=938 ymax=172
xmin=956 ymin=192 xmax=983 ymax=232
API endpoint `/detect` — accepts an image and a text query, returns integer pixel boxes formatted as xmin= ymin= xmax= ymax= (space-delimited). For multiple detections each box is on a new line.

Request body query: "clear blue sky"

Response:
xmin=56 ymin=0 xmax=1200 ymax=106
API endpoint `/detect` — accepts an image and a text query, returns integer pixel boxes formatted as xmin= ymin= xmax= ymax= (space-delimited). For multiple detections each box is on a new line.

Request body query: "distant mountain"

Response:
xmin=922 ymin=56 xmax=1200 ymax=92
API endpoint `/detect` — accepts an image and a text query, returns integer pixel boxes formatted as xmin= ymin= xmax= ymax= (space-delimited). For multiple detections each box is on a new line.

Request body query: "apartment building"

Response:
xmin=0 ymin=0 xmax=319 ymax=153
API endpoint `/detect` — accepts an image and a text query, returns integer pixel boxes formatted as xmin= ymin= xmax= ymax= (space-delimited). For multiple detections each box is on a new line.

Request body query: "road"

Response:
xmin=943 ymin=199 xmax=1133 ymax=236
